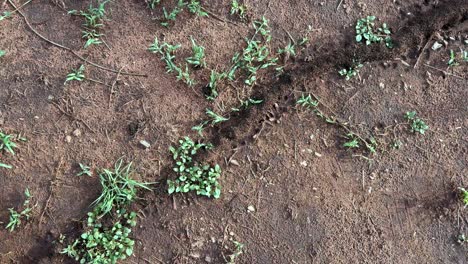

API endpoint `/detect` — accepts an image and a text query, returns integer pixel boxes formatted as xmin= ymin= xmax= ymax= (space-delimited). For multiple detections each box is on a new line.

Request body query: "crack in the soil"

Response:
xmin=209 ymin=0 xmax=468 ymax=149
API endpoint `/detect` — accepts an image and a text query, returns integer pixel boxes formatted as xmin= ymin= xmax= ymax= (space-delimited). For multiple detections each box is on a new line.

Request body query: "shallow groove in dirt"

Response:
xmin=209 ymin=0 xmax=468 ymax=148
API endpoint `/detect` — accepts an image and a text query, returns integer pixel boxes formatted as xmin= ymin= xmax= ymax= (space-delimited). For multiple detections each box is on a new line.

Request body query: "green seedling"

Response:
xmin=148 ymin=0 xmax=161 ymax=9
xmin=65 ymin=64 xmax=85 ymax=84
xmin=297 ymin=93 xmax=377 ymax=154
xmin=391 ymin=139 xmax=402 ymax=150
xmin=77 ymin=163 xmax=92 ymax=177
xmin=6 ymin=188 xmax=33 ymax=232
xmin=343 ymin=133 xmax=360 ymax=149
xmin=161 ymin=0 xmax=186 ymax=27
xmin=463 ymin=50 xmax=468 ymax=62
xmin=92 ymin=160 xmax=152 ymax=217
xmin=187 ymin=0 xmax=208 ymax=17
xmin=175 ymin=64 xmax=197 ymax=87
xmin=355 ymin=16 xmax=393 ymax=48
xmin=339 ymin=61 xmax=363 ymax=80
xmin=192 ymin=121 xmax=209 ymax=137
xmin=299 ymin=37 xmax=309 ymax=46
xmin=231 ymin=98 xmax=263 ymax=112
xmin=168 ymin=137 xmax=222 ymax=198
xmin=0 ymin=0 xmax=32 ymax=22
xmin=205 ymin=70 xmax=227 ymax=100
xmin=459 ymin=188 xmax=468 ymax=207
xmin=186 ymin=37 xmax=207 ymax=68
xmin=228 ymin=17 xmax=278 ymax=86
xmin=62 ymin=160 xmax=151 ymax=263
xmin=206 ymin=108 xmax=229 ymax=124
xmin=278 ymin=42 xmax=296 ymax=57
xmin=230 ymin=0 xmax=247 ymax=20
xmin=0 ymin=50 xmax=5 ymax=57
xmin=69 ymin=0 xmax=110 ymax=48
xmin=227 ymin=240 xmax=244 ymax=264
xmin=0 ymin=130 xmax=21 ymax=169
xmin=448 ymin=49 xmax=460 ymax=66
xmin=404 ymin=111 xmax=429 ymax=135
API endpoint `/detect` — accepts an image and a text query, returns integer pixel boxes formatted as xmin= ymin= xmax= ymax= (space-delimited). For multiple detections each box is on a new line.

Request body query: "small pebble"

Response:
xmin=65 ymin=135 xmax=72 ymax=143
xmin=247 ymin=205 xmax=256 ymax=212
xmin=73 ymin=129 xmax=82 ymax=137
xmin=300 ymin=161 xmax=308 ymax=167
xmin=431 ymin=41 xmax=443 ymax=50
xmin=139 ymin=140 xmax=151 ymax=149
xmin=230 ymin=159 xmax=240 ymax=166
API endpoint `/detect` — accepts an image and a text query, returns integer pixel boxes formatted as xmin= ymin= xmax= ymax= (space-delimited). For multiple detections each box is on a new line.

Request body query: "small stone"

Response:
xmin=65 ymin=135 xmax=72 ymax=143
xmin=190 ymin=252 xmax=201 ymax=259
xmin=230 ymin=159 xmax=240 ymax=166
xmin=300 ymin=161 xmax=308 ymax=167
xmin=47 ymin=95 xmax=54 ymax=101
xmin=379 ymin=82 xmax=385 ymax=89
xmin=139 ymin=140 xmax=151 ymax=149
xmin=314 ymin=152 xmax=322 ymax=157
xmin=247 ymin=205 xmax=256 ymax=212
xmin=205 ymin=256 xmax=212 ymax=263
xmin=72 ymin=129 xmax=82 ymax=137
xmin=431 ymin=41 xmax=443 ymax=50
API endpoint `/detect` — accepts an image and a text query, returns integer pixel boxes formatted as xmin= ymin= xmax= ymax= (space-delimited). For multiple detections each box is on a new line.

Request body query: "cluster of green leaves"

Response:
xmin=205 ymin=70 xmax=227 ymax=100
xmin=161 ymin=0 xmax=207 ymax=27
xmin=0 ymin=130 xmax=24 ymax=169
xmin=65 ymin=64 xmax=86 ymax=84
xmin=448 ymin=49 xmax=468 ymax=66
xmin=227 ymin=240 xmax=244 ymax=264
xmin=355 ymin=16 xmax=393 ymax=48
xmin=61 ymin=160 xmax=151 ymax=264
xmin=69 ymin=0 xmax=111 ymax=48
xmin=147 ymin=0 xmax=161 ymax=9
xmin=296 ymin=94 xmax=377 ymax=153
xmin=458 ymin=187 xmax=468 ymax=207
xmin=231 ymin=98 xmax=263 ymax=112
xmin=186 ymin=36 xmax=207 ymax=68
xmin=230 ymin=0 xmax=247 ymax=20
xmin=228 ymin=17 xmax=278 ymax=86
xmin=168 ymin=137 xmax=222 ymax=198
xmin=278 ymin=42 xmax=296 ymax=57
xmin=404 ymin=111 xmax=429 ymax=135
xmin=6 ymin=188 xmax=33 ymax=232
xmin=339 ymin=61 xmax=363 ymax=80
xmin=206 ymin=108 xmax=229 ymax=124
xmin=232 ymin=17 xmax=277 ymax=84
xmin=77 ymin=163 xmax=93 ymax=177
xmin=148 ymin=37 xmax=197 ymax=86
xmin=0 ymin=50 xmax=5 ymax=58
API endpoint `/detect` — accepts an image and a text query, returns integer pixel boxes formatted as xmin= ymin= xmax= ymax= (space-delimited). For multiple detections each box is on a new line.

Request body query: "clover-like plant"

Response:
xmin=168 ymin=137 xmax=221 ymax=198
xmin=355 ymin=16 xmax=393 ymax=48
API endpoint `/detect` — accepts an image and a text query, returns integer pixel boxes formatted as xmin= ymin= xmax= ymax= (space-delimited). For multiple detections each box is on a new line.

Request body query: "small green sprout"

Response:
xmin=343 ymin=133 xmax=360 ymax=149
xmin=448 ymin=49 xmax=460 ymax=67
xmin=230 ymin=0 xmax=247 ymax=20
xmin=296 ymin=94 xmax=319 ymax=108
xmin=192 ymin=121 xmax=209 ymax=137
xmin=186 ymin=37 xmax=207 ymax=68
xmin=6 ymin=188 xmax=33 ymax=232
xmin=227 ymin=240 xmax=244 ymax=264
xmin=278 ymin=42 xmax=296 ymax=57
xmin=355 ymin=16 xmax=393 ymax=48
xmin=148 ymin=0 xmax=161 ymax=9
xmin=77 ymin=163 xmax=92 ymax=177
xmin=299 ymin=37 xmax=309 ymax=46
xmin=0 ymin=50 xmax=5 ymax=57
xmin=459 ymin=187 xmax=468 ymax=207
xmin=161 ymin=0 xmax=185 ymax=27
xmin=404 ymin=111 xmax=429 ymax=135
xmin=168 ymin=137 xmax=222 ymax=198
xmin=69 ymin=0 xmax=110 ymax=48
xmin=65 ymin=64 xmax=85 ymax=84
xmin=391 ymin=140 xmax=402 ymax=150
xmin=339 ymin=62 xmax=363 ymax=80
xmin=206 ymin=109 xmax=229 ymax=124
xmin=187 ymin=0 xmax=208 ymax=17
xmin=0 ymin=130 xmax=21 ymax=169
xmin=205 ymin=70 xmax=227 ymax=100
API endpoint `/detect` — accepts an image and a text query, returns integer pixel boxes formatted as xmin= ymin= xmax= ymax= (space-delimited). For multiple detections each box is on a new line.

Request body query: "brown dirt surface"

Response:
xmin=0 ymin=0 xmax=467 ymax=263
